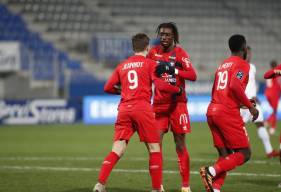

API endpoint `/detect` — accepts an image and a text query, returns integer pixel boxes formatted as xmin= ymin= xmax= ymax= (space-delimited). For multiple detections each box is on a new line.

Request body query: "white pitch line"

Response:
xmin=0 ymin=156 xmax=279 ymax=165
xmin=0 ymin=165 xmax=280 ymax=178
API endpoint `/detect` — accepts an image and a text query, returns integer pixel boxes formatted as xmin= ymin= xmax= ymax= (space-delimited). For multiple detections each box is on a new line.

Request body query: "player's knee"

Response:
xmin=147 ymin=143 xmax=161 ymax=153
xmin=112 ymin=140 xmax=127 ymax=156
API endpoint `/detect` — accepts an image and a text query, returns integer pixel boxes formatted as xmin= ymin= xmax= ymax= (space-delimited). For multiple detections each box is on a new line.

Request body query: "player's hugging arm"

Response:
xmin=104 ymin=69 xmax=121 ymax=95
xmin=175 ymin=52 xmax=197 ymax=81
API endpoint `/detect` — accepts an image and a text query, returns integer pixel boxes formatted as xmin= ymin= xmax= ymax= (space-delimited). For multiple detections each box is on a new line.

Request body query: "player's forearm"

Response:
xmin=230 ymin=80 xmax=252 ymax=108
xmin=154 ymin=79 xmax=180 ymax=93
xmin=177 ymin=69 xmax=197 ymax=81
xmin=104 ymin=81 xmax=121 ymax=95
xmin=264 ymin=69 xmax=276 ymax=79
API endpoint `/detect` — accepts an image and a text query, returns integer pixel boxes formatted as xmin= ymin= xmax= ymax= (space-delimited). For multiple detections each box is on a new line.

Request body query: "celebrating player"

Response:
xmin=93 ymin=33 xmax=182 ymax=192
xmin=147 ymin=22 xmax=197 ymax=192
xmin=200 ymin=34 xmax=259 ymax=192
xmin=264 ymin=60 xmax=281 ymax=135
xmin=263 ymin=62 xmax=281 ymax=188
xmin=240 ymin=46 xmax=279 ymax=158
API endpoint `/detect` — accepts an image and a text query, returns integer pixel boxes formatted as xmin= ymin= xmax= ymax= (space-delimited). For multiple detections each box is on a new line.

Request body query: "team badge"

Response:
xmin=236 ymin=71 xmax=244 ymax=79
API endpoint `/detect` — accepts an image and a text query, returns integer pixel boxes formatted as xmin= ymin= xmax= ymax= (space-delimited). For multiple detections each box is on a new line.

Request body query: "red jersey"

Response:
xmin=104 ymin=55 xmax=180 ymax=112
xmin=264 ymin=64 xmax=281 ymax=97
xmin=207 ymin=56 xmax=252 ymax=116
xmin=147 ymin=45 xmax=197 ymax=105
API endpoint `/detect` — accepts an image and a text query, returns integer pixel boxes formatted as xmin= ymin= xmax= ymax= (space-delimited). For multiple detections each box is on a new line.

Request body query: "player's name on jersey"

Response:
xmin=122 ymin=62 xmax=144 ymax=70
xmin=218 ymin=62 xmax=233 ymax=70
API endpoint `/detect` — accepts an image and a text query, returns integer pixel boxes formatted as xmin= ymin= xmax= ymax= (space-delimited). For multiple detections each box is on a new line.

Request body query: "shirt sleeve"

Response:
xmin=149 ymin=60 xmax=180 ymax=93
xmin=264 ymin=64 xmax=281 ymax=79
xmin=176 ymin=49 xmax=197 ymax=81
xmin=229 ymin=64 xmax=252 ymax=108
xmin=104 ymin=67 xmax=121 ymax=94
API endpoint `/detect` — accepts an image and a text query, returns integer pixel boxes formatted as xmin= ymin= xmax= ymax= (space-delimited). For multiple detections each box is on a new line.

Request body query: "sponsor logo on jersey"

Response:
xmin=236 ymin=71 xmax=244 ymax=79
xmin=182 ymin=57 xmax=191 ymax=68
xmin=154 ymin=53 xmax=163 ymax=57
xmin=179 ymin=114 xmax=188 ymax=125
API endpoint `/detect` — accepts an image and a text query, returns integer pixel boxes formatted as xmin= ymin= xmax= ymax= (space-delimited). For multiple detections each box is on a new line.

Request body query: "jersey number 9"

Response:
xmin=128 ymin=70 xmax=138 ymax=89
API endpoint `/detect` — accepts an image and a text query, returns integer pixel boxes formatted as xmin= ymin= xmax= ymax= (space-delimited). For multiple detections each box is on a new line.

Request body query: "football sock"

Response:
xmin=176 ymin=147 xmax=190 ymax=187
xmin=257 ymin=127 xmax=273 ymax=154
xmin=214 ymin=189 xmax=221 ymax=192
xmin=212 ymin=157 xmax=227 ymax=190
xmin=149 ymin=152 xmax=163 ymax=190
xmin=98 ymin=152 xmax=120 ymax=184
xmin=213 ymin=152 xmax=244 ymax=175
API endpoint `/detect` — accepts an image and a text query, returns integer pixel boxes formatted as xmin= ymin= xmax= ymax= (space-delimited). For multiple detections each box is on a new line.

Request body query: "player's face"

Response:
xmin=158 ymin=28 xmax=174 ymax=49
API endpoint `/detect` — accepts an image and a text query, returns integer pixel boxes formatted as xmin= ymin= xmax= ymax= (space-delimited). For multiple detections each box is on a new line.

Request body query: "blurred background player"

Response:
xmin=147 ymin=22 xmax=197 ymax=192
xmin=264 ymin=60 xmax=281 ymax=135
xmin=240 ymin=46 xmax=279 ymax=158
xmin=93 ymin=33 xmax=182 ymax=192
xmin=200 ymin=34 xmax=259 ymax=192
xmin=263 ymin=63 xmax=281 ymax=188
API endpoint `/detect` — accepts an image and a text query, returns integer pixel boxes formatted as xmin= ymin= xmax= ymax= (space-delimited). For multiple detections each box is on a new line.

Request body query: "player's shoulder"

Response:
xmin=174 ymin=45 xmax=188 ymax=54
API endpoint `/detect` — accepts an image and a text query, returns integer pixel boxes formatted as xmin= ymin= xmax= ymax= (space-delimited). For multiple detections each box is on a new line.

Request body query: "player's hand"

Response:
xmin=114 ymin=84 xmax=121 ymax=94
xmin=249 ymin=98 xmax=257 ymax=107
xmin=176 ymin=86 xmax=184 ymax=96
xmin=274 ymin=69 xmax=281 ymax=75
xmin=249 ymin=106 xmax=259 ymax=122
xmin=155 ymin=62 xmax=175 ymax=77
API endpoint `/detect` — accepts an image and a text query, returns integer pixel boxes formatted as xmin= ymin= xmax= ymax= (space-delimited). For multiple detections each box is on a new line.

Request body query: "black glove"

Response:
xmin=176 ymin=87 xmax=183 ymax=96
xmin=155 ymin=62 xmax=175 ymax=77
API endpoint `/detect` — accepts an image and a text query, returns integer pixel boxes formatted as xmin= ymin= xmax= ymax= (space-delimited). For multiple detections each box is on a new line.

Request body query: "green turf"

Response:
xmin=0 ymin=122 xmax=280 ymax=192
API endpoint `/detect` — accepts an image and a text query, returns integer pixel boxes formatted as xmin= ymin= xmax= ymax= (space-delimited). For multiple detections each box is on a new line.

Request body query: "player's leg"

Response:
xmin=266 ymin=95 xmax=279 ymax=135
xmin=170 ymin=103 xmax=191 ymax=192
xmin=94 ymin=111 xmax=133 ymax=192
xmin=146 ymin=142 xmax=163 ymax=192
xmin=134 ymin=110 xmax=163 ymax=192
xmin=255 ymin=121 xmax=279 ymax=157
xmin=94 ymin=140 xmax=127 ymax=192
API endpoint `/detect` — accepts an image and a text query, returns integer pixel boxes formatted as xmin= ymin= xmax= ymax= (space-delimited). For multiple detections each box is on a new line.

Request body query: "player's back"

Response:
xmin=117 ymin=55 xmax=155 ymax=111
xmin=208 ymin=56 xmax=249 ymax=115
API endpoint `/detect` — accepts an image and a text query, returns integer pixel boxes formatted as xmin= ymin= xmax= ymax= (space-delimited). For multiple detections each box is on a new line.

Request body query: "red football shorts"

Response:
xmin=153 ymin=102 xmax=191 ymax=134
xmin=114 ymin=110 xmax=160 ymax=143
xmin=207 ymin=113 xmax=250 ymax=149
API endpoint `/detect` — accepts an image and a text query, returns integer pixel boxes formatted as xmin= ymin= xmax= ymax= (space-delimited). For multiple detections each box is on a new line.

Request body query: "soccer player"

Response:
xmin=263 ymin=63 xmax=281 ymax=188
xmin=200 ymin=34 xmax=259 ymax=192
xmin=147 ymin=22 xmax=197 ymax=192
xmin=264 ymin=60 xmax=281 ymax=135
xmin=240 ymin=46 xmax=279 ymax=158
xmin=93 ymin=33 xmax=183 ymax=192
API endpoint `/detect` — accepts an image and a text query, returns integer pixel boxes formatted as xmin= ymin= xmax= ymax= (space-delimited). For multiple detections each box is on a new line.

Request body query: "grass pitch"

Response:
xmin=0 ymin=122 xmax=280 ymax=192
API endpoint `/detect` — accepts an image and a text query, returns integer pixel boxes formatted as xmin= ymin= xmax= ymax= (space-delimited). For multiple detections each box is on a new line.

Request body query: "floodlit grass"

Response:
xmin=0 ymin=122 xmax=280 ymax=192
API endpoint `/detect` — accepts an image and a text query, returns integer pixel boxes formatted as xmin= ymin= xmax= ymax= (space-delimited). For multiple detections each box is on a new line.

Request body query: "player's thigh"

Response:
xmin=132 ymin=111 xmax=160 ymax=143
xmin=170 ymin=102 xmax=191 ymax=134
xmin=213 ymin=114 xmax=249 ymax=149
xmin=155 ymin=112 xmax=170 ymax=133
xmin=207 ymin=115 xmax=226 ymax=148
xmin=114 ymin=111 xmax=134 ymax=141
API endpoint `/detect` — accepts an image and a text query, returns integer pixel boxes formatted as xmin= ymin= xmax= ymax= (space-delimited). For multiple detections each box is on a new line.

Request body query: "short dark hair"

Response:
xmin=228 ymin=34 xmax=246 ymax=53
xmin=132 ymin=33 xmax=150 ymax=52
xmin=156 ymin=22 xmax=179 ymax=44
xmin=270 ymin=60 xmax=277 ymax=68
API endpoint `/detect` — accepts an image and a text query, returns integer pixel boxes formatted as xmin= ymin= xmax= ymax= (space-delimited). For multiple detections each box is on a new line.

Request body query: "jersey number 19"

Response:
xmin=216 ymin=71 xmax=228 ymax=90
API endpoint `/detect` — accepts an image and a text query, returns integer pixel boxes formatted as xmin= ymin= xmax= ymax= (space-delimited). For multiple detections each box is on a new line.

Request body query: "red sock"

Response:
xmin=176 ymin=147 xmax=190 ymax=187
xmin=149 ymin=152 xmax=163 ymax=190
xmin=98 ymin=152 xmax=120 ymax=184
xmin=214 ymin=152 xmax=244 ymax=175
xmin=212 ymin=157 xmax=227 ymax=190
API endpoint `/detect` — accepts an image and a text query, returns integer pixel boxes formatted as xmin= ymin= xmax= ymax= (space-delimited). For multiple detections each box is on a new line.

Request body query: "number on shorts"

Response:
xmin=216 ymin=71 xmax=228 ymax=90
xmin=128 ymin=70 xmax=138 ymax=89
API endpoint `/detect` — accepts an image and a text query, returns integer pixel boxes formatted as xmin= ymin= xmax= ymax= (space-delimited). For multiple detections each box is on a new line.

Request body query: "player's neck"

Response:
xmin=231 ymin=52 xmax=244 ymax=60
xmin=135 ymin=52 xmax=147 ymax=57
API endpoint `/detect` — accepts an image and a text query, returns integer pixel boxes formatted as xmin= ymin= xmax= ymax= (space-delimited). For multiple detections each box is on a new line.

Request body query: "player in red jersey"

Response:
xmin=199 ymin=34 xmax=259 ymax=192
xmin=263 ymin=63 xmax=281 ymax=188
xmin=93 ymin=33 xmax=182 ymax=192
xmin=264 ymin=60 xmax=281 ymax=135
xmin=147 ymin=22 xmax=197 ymax=192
